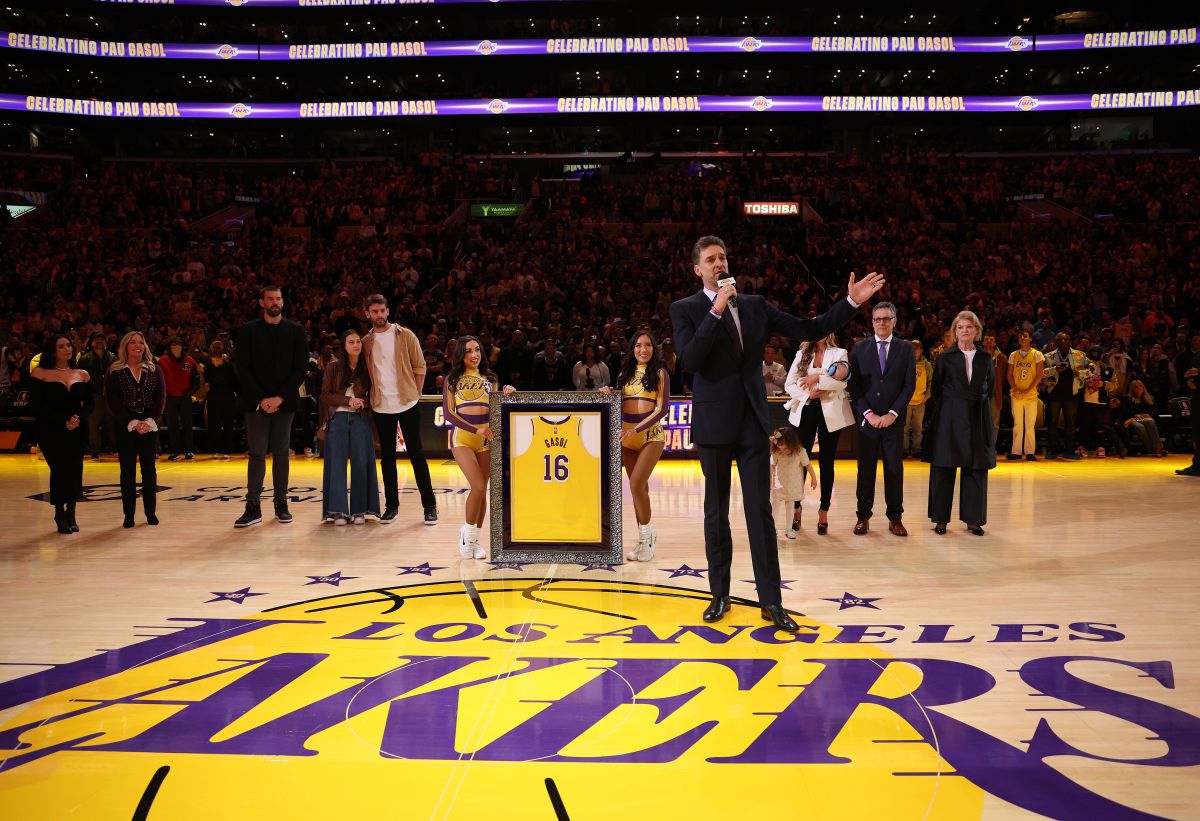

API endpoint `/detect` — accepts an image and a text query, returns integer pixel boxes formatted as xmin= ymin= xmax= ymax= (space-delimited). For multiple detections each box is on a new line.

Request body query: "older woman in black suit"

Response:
xmin=926 ymin=310 xmax=997 ymax=536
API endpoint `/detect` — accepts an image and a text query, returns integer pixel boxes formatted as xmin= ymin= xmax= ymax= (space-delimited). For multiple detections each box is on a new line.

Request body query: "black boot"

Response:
xmin=54 ymin=504 xmax=72 ymax=534
xmin=66 ymin=501 xmax=79 ymax=533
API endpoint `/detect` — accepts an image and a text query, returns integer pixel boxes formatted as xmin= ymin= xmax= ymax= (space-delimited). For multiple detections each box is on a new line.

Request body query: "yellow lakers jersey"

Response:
xmin=510 ymin=415 xmax=602 ymax=543
xmin=1009 ymin=348 xmax=1045 ymax=400
xmin=445 ymin=370 xmax=492 ymax=451
xmin=451 ymin=371 xmax=492 ymax=425
xmin=622 ymin=364 xmax=657 ymax=403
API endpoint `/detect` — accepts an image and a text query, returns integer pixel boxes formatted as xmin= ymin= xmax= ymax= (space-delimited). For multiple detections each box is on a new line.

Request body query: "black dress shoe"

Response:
xmin=933 ymin=523 xmax=947 ymax=535
xmin=968 ymin=525 xmax=985 ymax=536
xmin=702 ymin=596 xmax=730 ymax=623
xmin=760 ymin=604 xmax=800 ymax=632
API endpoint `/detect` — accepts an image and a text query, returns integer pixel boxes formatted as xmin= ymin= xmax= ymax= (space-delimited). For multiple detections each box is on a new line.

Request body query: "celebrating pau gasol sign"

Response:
xmin=0 ymin=578 xmax=1195 ymax=818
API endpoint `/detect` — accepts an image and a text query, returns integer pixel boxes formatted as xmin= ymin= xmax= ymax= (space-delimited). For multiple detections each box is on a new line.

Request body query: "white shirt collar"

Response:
xmin=702 ymin=286 xmax=718 ymax=302
xmin=874 ymin=335 xmax=893 ymax=344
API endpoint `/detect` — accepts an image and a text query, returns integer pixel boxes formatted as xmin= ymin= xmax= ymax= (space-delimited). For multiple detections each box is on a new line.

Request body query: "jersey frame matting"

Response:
xmin=490 ymin=391 xmax=623 ymax=564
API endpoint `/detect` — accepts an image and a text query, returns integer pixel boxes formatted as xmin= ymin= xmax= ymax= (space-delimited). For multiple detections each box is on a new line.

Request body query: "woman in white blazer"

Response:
xmin=784 ymin=333 xmax=853 ymax=534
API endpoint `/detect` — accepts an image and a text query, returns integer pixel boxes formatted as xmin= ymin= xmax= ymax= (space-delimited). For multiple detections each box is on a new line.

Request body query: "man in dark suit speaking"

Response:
xmin=847 ymin=301 xmax=916 ymax=537
xmin=670 ymin=235 xmax=884 ymax=630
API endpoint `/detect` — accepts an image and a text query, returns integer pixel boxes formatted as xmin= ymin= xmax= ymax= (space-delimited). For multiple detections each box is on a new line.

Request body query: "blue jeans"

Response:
xmin=322 ymin=412 xmax=381 ymax=519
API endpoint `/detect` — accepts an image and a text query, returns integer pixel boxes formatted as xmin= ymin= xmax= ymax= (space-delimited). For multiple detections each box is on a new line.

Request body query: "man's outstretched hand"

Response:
xmin=848 ymin=271 xmax=886 ymax=305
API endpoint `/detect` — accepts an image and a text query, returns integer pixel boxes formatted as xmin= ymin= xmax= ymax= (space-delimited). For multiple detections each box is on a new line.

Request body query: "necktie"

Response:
xmin=713 ymin=297 xmax=742 ymax=355
xmin=878 ymin=340 xmax=888 ymax=373
xmin=722 ymin=309 xmax=743 ymax=356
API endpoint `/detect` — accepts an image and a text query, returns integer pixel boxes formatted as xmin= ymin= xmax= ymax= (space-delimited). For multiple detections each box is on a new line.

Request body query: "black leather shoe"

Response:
xmin=933 ymin=523 xmax=947 ymax=535
xmin=968 ymin=525 xmax=985 ymax=536
xmin=760 ymin=604 xmax=799 ymax=632
xmin=702 ymin=596 xmax=730 ymax=623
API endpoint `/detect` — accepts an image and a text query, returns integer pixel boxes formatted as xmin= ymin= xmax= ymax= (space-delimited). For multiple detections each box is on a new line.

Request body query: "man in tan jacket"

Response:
xmin=363 ymin=294 xmax=437 ymax=524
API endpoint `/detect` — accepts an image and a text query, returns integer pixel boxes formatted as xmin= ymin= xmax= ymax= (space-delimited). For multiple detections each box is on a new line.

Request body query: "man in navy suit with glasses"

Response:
xmin=848 ymin=301 xmax=916 ymax=537
xmin=670 ymin=235 xmax=884 ymax=630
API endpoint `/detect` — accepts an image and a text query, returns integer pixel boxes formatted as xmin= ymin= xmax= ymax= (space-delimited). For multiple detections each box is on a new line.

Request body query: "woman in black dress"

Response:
xmin=202 ymin=339 xmax=239 ymax=458
xmin=30 ymin=334 xmax=93 ymax=534
xmin=106 ymin=331 xmax=167 ymax=528
xmin=925 ymin=311 xmax=997 ymax=536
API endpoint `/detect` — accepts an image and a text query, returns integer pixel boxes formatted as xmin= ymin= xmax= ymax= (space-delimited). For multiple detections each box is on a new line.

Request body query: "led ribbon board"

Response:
xmin=90 ymin=0 xmax=570 ymax=5
xmin=3 ymin=30 xmax=1197 ymax=60
xmin=5 ymin=92 xmax=1198 ymax=118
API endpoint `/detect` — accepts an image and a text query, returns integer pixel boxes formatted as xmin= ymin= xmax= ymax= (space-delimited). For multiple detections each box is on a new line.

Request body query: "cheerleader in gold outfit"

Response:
xmin=443 ymin=336 xmax=513 ymax=559
xmin=602 ymin=330 xmax=669 ymax=561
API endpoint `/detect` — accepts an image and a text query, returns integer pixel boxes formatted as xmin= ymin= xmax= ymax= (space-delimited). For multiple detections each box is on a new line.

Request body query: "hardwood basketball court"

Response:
xmin=1 ymin=452 xmax=1197 ymax=819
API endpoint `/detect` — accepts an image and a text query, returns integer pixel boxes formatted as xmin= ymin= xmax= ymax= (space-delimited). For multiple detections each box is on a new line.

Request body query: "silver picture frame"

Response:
xmin=488 ymin=391 xmax=623 ymax=564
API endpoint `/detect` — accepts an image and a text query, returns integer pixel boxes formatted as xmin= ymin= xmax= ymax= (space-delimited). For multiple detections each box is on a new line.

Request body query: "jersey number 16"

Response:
xmin=543 ymin=454 xmax=569 ymax=481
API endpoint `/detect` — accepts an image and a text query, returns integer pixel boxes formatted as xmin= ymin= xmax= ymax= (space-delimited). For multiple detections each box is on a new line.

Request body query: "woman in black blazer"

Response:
xmin=925 ymin=310 xmax=997 ymax=535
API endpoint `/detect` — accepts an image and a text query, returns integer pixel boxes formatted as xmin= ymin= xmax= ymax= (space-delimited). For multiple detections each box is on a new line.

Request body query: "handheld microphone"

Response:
xmin=717 ymin=276 xmax=738 ymax=308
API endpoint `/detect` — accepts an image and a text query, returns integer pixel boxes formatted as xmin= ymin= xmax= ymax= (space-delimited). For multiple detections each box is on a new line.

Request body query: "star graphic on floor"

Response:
xmin=661 ymin=564 xmax=707 ymax=579
xmin=488 ymin=562 xmax=529 ymax=571
xmin=822 ymin=592 xmax=882 ymax=610
xmin=305 ymin=571 xmax=360 ymax=587
xmin=742 ymin=579 xmax=798 ymax=590
xmin=396 ymin=562 xmax=447 ymax=576
xmin=206 ymin=587 xmax=267 ymax=604
xmin=578 ymin=563 xmax=619 ymax=572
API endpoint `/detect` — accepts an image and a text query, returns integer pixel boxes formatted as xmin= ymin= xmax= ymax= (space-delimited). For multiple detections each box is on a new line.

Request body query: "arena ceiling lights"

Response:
xmin=3 ymin=29 xmax=1197 ymax=60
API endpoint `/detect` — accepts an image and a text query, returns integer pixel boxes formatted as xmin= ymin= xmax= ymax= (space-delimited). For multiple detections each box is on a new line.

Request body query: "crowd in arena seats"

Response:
xmin=2 ymin=149 xmax=1197 ymax=460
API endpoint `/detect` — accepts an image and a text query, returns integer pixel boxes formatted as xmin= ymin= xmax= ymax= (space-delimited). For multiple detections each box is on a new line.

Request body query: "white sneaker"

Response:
xmin=352 ymin=514 xmax=366 ymax=525
xmin=334 ymin=516 xmax=348 ymax=527
xmin=627 ymin=535 xmax=646 ymax=561
xmin=634 ymin=525 xmax=656 ymax=562
xmin=458 ymin=524 xmax=473 ymax=558
xmin=471 ymin=527 xmax=487 ymax=560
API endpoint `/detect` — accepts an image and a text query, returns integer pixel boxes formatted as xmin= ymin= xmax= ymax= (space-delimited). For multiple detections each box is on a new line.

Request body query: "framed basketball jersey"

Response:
xmin=491 ymin=392 xmax=623 ymax=565
xmin=510 ymin=414 xmax=602 ymax=542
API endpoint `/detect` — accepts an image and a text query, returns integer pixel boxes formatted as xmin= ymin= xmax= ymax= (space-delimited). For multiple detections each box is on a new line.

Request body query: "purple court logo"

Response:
xmin=229 ymin=103 xmax=253 ymax=118
xmin=740 ymin=37 xmax=763 ymax=52
xmin=751 ymin=96 xmax=773 ymax=111
xmin=476 ymin=40 xmax=498 ymax=55
xmin=1016 ymin=95 xmax=1040 ymax=111
xmin=0 ymin=579 xmax=1196 ymax=819
xmin=225 ymin=0 xmax=248 ymax=6
xmin=1007 ymin=36 xmax=1032 ymax=51
xmin=217 ymin=44 xmax=239 ymax=60
xmin=487 ymin=98 xmax=510 ymax=114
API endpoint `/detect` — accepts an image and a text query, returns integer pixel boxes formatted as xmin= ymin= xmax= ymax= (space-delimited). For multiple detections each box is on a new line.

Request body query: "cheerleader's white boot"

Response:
xmin=631 ymin=523 xmax=656 ymax=562
xmin=471 ymin=525 xmax=487 ymax=560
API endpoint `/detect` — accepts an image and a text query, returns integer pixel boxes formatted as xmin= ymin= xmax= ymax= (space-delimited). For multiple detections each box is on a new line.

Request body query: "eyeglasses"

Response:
xmin=872 ymin=316 xmax=896 ymax=322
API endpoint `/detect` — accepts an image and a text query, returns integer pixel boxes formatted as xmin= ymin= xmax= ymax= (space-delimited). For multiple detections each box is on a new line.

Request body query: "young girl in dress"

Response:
xmin=769 ymin=426 xmax=817 ymax=539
